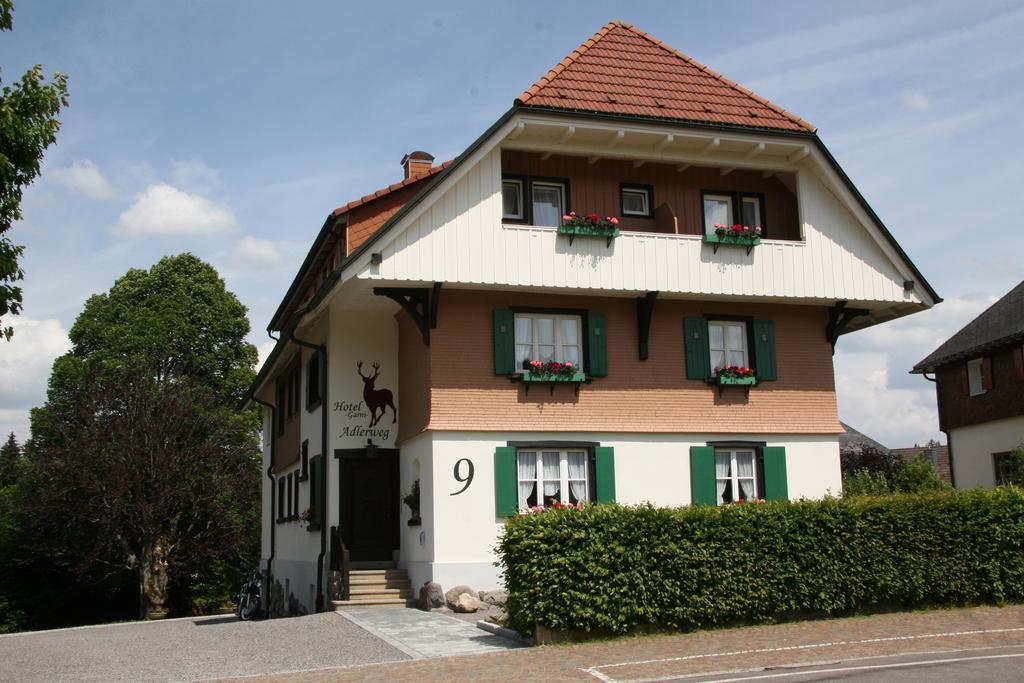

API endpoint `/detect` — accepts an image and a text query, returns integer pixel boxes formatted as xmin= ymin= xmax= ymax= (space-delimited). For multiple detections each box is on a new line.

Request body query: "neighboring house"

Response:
xmin=839 ymin=422 xmax=890 ymax=456
xmin=891 ymin=445 xmax=952 ymax=484
xmin=244 ymin=21 xmax=938 ymax=614
xmin=912 ymin=281 xmax=1024 ymax=488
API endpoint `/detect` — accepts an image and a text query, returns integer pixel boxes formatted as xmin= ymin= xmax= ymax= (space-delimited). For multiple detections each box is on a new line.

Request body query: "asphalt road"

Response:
xmin=672 ymin=645 xmax=1024 ymax=682
xmin=0 ymin=612 xmax=409 ymax=682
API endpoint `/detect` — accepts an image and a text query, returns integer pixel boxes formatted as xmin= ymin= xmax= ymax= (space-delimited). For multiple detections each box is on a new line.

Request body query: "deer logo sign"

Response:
xmin=356 ymin=361 xmax=397 ymax=428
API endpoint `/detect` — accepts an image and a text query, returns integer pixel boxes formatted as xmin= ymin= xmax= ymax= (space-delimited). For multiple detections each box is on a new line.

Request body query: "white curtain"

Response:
xmin=561 ymin=318 xmax=580 ymax=366
xmin=567 ymin=452 xmax=587 ymax=502
xmin=737 ymin=452 xmax=755 ymax=500
xmin=715 ymin=453 xmax=730 ymax=504
xmin=703 ymin=198 xmax=730 ymax=234
xmin=537 ymin=318 xmax=555 ymax=362
xmin=515 ymin=316 xmax=532 ymax=368
xmin=542 ymin=452 xmax=560 ymax=502
xmin=517 ymin=452 xmax=536 ymax=509
xmin=533 ymin=186 xmax=562 ymax=227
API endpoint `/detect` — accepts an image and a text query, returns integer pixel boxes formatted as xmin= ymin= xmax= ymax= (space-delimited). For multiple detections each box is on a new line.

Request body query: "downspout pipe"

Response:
xmin=251 ymin=395 xmax=277 ymax=617
xmin=923 ymin=372 xmax=955 ymax=488
xmin=290 ymin=333 xmax=329 ymax=613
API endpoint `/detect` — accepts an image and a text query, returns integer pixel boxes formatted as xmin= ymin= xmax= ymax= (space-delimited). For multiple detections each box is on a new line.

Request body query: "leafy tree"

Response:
xmin=840 ymin=444 xmax=900 ymax=478
xmin=998 ymin=443 xmax=1024 ymax=486
xmin=26 ymin=254 xmax=259 ymax=619
xmin=891 ymin=455 xmax=949 ymax=493
xmin=0 ymin=0 xmax=70 ymax=339
xmin=842 ymin=469 xmax=891 ymax=497
xmin=0 ymin=432 xmax=18 ymax=487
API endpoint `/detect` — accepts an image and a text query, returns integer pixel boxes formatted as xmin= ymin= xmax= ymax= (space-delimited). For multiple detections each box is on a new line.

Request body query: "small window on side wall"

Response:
xmin=621 ymin=185 xmax=653 ymax=218
xmin=531 ymin=181 xmax=565 ymax=228
xmin=502 ymin=179 xmax=524 ymax=221
xmin=966 ymin=358 xmax=987 ymax=396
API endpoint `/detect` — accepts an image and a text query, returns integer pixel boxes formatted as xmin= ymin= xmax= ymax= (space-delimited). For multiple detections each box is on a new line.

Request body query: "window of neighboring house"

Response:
xmin=292 ymin=363 xmax=301 ymax=417
xmin=300 ymin=440 xmax=309 ymax=481
xmin=967 ymin=358 xmax=986 ymax=396
xmin=306 ymin=351 xmax=322 ymax=411
xmin=715 ymin=449 xmax=759 ymax=505
xmin=621 ymin=184 xmax=653 ymax=218
xmin=293 ymin=472 xmax=301 ymax=518
xmin=531 ymin=181 xmax=566 ymax=228
xmin=277 ymin=478 xmax=286 ymax=521
xmin=516 ymin=449 xmax=590 ymax=508
xmin=502 ymin=178 xmax=524 ymax=221
xmin=709 ymin=320 xmax=749 ymax=371
xmin=702 ymin=193 xmax=732 ymax=235
xmin=514 ymin=312 xmax=582 ymax=369
xmin=994 ymin=452 xmax=1015 ymax=486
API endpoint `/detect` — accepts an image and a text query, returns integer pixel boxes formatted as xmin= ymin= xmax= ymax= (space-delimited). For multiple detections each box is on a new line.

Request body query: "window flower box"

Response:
xmin=710 ymin=365 xmax=757 ymax=396
xmin=517 ymin=360 xmax=586 ymax=394
xmin=559 ymin=211 xmax=620 ymax=246
xmin=704 ymin=223 xmax=762 ymax=254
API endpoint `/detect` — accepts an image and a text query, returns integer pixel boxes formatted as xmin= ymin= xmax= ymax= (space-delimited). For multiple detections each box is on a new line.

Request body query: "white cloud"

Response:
xmin=117 ymin=183 xmax=236 ymax=236
xmin=47 ymin=160 xmax=116 ymax=200
xmin=0 ymin=316 xmax=73 ymax=443
xmin=834 ymin=293 xmax=1000 ymax=446
xmin=256 ymin=340 xmax=277 ymax=372
xmin=234 ymin=236 xmax=284 ymax=266
xmin=171 ymin=158 xmax=223 ymax=193
xmin=903 ymin=91 xmax=931 ymax=110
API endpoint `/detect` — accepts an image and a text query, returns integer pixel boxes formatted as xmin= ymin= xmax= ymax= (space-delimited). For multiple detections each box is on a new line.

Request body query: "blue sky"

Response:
xmin=2 ymin=0 xmax=1022 ymax=448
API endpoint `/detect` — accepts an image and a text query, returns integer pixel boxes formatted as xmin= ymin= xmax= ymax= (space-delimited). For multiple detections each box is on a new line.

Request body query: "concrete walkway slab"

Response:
xmin=338 ymin=608 xmax=526 ymax=659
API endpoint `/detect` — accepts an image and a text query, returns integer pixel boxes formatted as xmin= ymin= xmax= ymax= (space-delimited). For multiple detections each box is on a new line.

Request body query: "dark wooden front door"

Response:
xmin=338 ymin=448 xmax=399 ymax=562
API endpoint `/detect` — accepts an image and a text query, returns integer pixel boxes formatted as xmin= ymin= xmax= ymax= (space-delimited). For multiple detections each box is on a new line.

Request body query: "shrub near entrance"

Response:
xmin=496 ymin=489 xmax=1024 ymax=636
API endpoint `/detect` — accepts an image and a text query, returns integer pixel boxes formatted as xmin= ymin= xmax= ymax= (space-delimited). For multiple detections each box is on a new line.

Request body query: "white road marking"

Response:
xmin=580 ymin=626 xmax=1024 ymax=682
xmin=700 ymin=652 xmax=1024 ymax=682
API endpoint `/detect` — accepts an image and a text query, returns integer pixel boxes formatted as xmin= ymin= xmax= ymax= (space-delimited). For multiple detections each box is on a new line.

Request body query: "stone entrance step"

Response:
xmin=333 ymin=567 xmax=412 ymax=610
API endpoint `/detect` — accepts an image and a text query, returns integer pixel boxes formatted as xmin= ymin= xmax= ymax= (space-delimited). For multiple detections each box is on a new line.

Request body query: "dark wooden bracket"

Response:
xmin=373 ymin=283 xmax=442 ymax=345
xmin=636 ymin=291 xmax=658 ymax=360
xmin=826 ymin=301 xmax=870 ymax=355
xmin=711 ymin=242 xmax=755 ymax=256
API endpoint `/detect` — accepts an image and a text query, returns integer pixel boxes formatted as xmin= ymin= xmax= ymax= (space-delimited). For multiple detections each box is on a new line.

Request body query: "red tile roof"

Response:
xmin=332 ymin=160 xmax=453 ymax=217
xmin=516 ymin=21 xmax=815 ymax=133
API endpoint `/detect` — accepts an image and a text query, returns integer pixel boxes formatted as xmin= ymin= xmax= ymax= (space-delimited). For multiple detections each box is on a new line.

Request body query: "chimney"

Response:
xmin=400 ymin=150 xmax=434 ymax=180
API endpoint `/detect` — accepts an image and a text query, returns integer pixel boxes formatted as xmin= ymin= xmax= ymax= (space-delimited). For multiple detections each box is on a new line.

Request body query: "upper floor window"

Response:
xmin=703 ymin=194 xmax=732 ymax=235
xmin=621 ymin=184 xmax=653 ymax=218
xmin=967 ymin=357 xmax=986 ymax=396
xmin=502 ymin=179 xmax=524 ymax=220
xmin=306 ymin=350 xmax=322 ymax=411
xmin=517 ymin=449 xmax=590 ymax=508
xmin=715 ymin=449 xmax=759 ymax=504
xmin=514 ymin=312 xmax=581 ymax=369
xmin=709 ymin=320 xmax=749 ymax=371
xmin=531 ymin=181 xmax=565 ymax=228
xmin=702 ymin=190 xmax=767 ymax=236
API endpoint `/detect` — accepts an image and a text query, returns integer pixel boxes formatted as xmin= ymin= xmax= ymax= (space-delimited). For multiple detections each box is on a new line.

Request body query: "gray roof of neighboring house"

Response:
xmin=839 ymin=422 xmax=889 ymax=453
xmin=912 ymin=280 xmax=1024 ymax=373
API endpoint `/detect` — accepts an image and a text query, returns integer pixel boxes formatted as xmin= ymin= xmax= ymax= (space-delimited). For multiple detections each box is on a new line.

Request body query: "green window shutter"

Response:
xmin=309 ymin=454 xmax=323 ymax=525
xmin=587 ymin=312 xmax=608 ymax=377
xmin=753 ymin=320 xmax=777 ymax=381
xmin=594 ymin=447 xmax=616 ymax=503
xmin=493 ymin=309 xmax=515 ymax=375
xmin=689 ymin=446 xmax=717 ymax=505
xmin=684 ymin=318 xmax=711 ymax=379
xmin=762 ymin=447 xmax=788 ymax=501
xmin=494 ymin=446 xmax=517 ymax=516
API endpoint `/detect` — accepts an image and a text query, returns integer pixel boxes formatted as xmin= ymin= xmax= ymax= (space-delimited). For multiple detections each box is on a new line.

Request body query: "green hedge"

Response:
xmin=497 ymin=489 xmax=1024 ymax=635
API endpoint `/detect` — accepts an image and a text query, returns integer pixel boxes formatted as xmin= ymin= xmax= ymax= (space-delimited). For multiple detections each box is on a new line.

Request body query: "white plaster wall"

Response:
xmin=950 ymin=416 xmax=1024 ymax=489
xmin=420 ymin=431 xmax=841 ymax=590
xmin=398 ymin=431 xmax=434 ymax=589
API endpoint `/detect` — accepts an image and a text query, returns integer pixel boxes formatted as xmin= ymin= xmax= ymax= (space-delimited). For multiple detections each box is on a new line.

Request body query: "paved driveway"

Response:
xmin=0 ymin=612 xmax=409 ymax=682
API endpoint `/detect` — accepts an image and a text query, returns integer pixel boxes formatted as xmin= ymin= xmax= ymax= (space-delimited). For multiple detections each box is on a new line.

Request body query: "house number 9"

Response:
xmin=450 ymin=458 xmax=474 ymax=496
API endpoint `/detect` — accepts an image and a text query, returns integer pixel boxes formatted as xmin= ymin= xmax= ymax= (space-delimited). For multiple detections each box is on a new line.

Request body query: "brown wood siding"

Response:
xmin=397 ymin=311 xmax=431 ymax=444
xmin=272 ymin=354 xmax=302 ymax=471
xmin=396 ymin=290 xmax=839 ymax=440
xmin=501 ymin=151 xmax=801 ymax=240
xmin=936 ymin=345 xmax=1024 ymax=431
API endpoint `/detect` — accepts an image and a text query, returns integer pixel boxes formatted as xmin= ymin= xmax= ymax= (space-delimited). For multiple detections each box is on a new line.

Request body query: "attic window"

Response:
xmin=621 ymin=184 xmax=653 ymax=218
